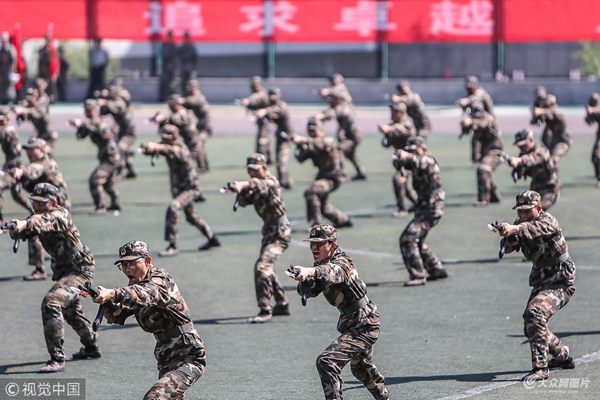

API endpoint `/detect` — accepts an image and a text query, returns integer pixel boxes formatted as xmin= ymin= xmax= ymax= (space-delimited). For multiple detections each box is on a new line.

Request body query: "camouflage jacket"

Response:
xmin=322 ymin=83 xmax=353 ymax=104
xmin=37 ymin=93 xmax=51 ymax=115
xmin=394 ymin=92 xmax=431 ymax=131
xmin=398 ymin=151 xmax=444 ymax=219
xmin=100 ymin=98 xmax=136 ymax=138
xmin=587 ymin=105 xmax=600 ymax=139
xmin=470 ymin=113 xmax=503 ymax=160
xmin=261 ymin=100 xmax=293 ymax=139
xmin=464 ymin=87 xmax=494 ymax=115
xmin=505 ymin=211 xmax=575 ymax=288
xmin=19 ymin=206 xmax=94 ymax=280
xmin=109 ymin=266 xmax=204 ymax=366
xmin=295 ymin=136 xmax=345 ymax=182
xmin=518 ymin=145 xmax=560 ymax=193
xmin=237 ymin=171 xmax=286 ymax=223
xmin=26 ymin=106 xmax=52 ymax=135
xmin=382 ymin=116 xmax=415 ymax=150
xmin=182 ymin=93 xmax=212 ymax=133
xmin=119 ymin=88 xmax=132 ymax=109
xmin=322 ymin=103 xmax=361 ymax=142
xmin=245 ymin=90 xmax=269 ymax=111
xmin=156 ymin=140 xmax=199 ymax=196
xmin=160 ymin=109 xmax=200 ymax=147
xmin=0 ymin=124 xmax=21 ymax=167
xmin=530 ymin=97 xmax=549 ymax=125
xmin=541 ymin=107 xmax=572 ymax=150
xmin=20 ymin=154 xmax=68 ymax=192
xmin=76 ymin=116 xmax=120 ymax=167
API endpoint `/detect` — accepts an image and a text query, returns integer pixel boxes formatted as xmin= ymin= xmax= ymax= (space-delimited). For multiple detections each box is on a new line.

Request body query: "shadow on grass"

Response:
xmin=344 ymin=370 xmax=525 ymax=388
xmin=507 ymin=330 xmax=600 ymax=340
xmin=0 ymin=275 xmax=26 ymax=282
xmin=0 ymin=360 xmax=49 ymax=375
xmin=440 ymin=258 xmax=500 ymax=265
xmin=564 ymin=235 xmax=600 ymax=241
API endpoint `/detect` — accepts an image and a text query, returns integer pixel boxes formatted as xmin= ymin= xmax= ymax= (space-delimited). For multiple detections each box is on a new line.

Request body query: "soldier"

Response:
xmin=255 ymin=87 xmax=293 ymax=189
xmin=152 ymin=94 xmax=205 ymax=179
xmin=91 ymin=240 xmax=206 ymax=399
xmin=106 ymin=78 xmax=131 ymax=108
xmin=159 ymin=31 xmax=177 ymax=101
xmin=584 ymin=93 xmax=600 ymax=187
xmin=70 ymin=99 xmax=121 ymax=215
xmin=98 ymin=85 xmax=137 ymax=179
xmin=377 ymin=102 xmax=417 ymax=217
xmin=457 ymin=75 xmax=494 ymax=115
xmin=181 ymin=79 xmax=211 ymax=173
xmin=86 ymin=38 xmax=109 ymax=99
xmin=286 ymin=225 xmax=389 ymax=400
xmin=140 ymin=124 xmax=220 ymax=257
xmin=10 ymin=137 xmax=71 ymax=281
xmin=490 ymin=190 xmax=576 ymax=381
xmin=34 ymin=78 xmax=51 ymax=114
xmin=503 ymin=129 xmax=560 ymax=210
xmin=224 ymin=153 xmax=290 ymax=323
xmin=394 ymin=137 xmax=448 ymax=286
xmin=530 ymin=86 xmax=549 ymax=127
xmin=460 ymin=100 xmax=503 ymax=207
xmin=293 ymin=118 xmax=352 ymax=228
xmin=240 ymin=76 xmax=272 ymax=164
xmin=3 ymin=183 xmax=100 ymax=373
xmin=315 ymin=91 xmax=367 ymax=181
xmin=319 ymin=72 xmax=352 ymax=105
xmin=533 ymin=94 xmax=571 ymax=167
xmin=12 ymin=90 xmax=58 ymax=156
xmin=390 ymin=80 xmax=431 ymax=139
xmin=178 ymin=32 xmax=198 ymax=93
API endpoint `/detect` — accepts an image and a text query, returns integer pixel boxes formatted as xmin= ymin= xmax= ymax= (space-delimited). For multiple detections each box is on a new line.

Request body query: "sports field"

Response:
xmin=1 ymin=104 xmax=599 ymax=400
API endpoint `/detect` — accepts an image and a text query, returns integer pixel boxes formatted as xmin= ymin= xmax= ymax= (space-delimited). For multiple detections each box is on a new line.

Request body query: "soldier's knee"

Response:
xmin=41 ymin=295 xmax=62 ymax=315
xmin=523 ymin=306 xmax=545 ymax=326
xmin=316 ymin=353 xmax=333 ymax=373
xmin=168 ymin=201 xmax=181 ymax=214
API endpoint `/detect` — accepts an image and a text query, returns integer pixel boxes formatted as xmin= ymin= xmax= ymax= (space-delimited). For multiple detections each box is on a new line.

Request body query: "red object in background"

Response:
xmin=0 ymin=0 xmax=599 ymax=43
xmin=12 ymin=23 xmax=26 ymax=92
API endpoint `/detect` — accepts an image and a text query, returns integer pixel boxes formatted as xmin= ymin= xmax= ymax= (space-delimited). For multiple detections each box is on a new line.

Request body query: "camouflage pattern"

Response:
xmin=468 ymin=112 xmax=503 ymax=203
xmin=245 ymin=88 xmax=273 ymax=164
xmin=397 ymin=152 xmax=447 ymax=280
xmin=182 ymin=92 xmax=212 ymax=172
xmin=100 ymin=96 xmax=137 ymax=177
xmin=323 ymin=82 xmax=353 ymax=104
xmin=237 ymin=170 xmax=289 ymax=313
xmin=155 ymin=141 xmax=213 ymax=246
xmin=107 ymin=265 xmax=206 ymax=399
xmin=321 ymin=103 xmax=366 ymax=178
xmin=463 ymin=86 xmax=494 ymax=115
xmin=295 ymin=135 xmax=350 ymax=227
xmin=585 ymin=102 xmax=600 ymax=180
xmin=18 ymin=205 xmax=96 ymax=362
xmin=23 ymin=106 xmax=58 ymax=152
xmin=0 ymin=122 xmax=30 ymax=218
xmin=160 ymin=109 xmax=205 ymax=172
xmin=259 ymin=101 xmax=293 ymax=188
xmin=504 ymin=208 xmax=576 ymax=369
xmin=76 ymin=116 xmax=121 ymax=209
xmin=539 ymin=106 xmax=572 ymax=166
xmin=300 ymin=246 xmax=388 ymax=400
xmin=393 ymin=92 xmax=431 ymax=138
xmin=516 ymin=144 xmax=560 ymax=210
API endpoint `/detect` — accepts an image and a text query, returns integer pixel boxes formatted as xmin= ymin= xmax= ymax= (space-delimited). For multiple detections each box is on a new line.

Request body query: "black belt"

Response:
xmin=533 ymin=252 xmax=570 ymax=268
xmin=154 ymin=322 xmax=194 ymax=342
xmin=339 ymin=296 xmax=369 ymax=315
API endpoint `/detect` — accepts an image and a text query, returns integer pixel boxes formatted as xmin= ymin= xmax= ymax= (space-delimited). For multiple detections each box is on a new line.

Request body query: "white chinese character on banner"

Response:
xmin=430 ymin=0 xmax=493 ymax=36
xmin=22 ymin=382 xmax=36 ymax=396
xmin=67 ymin=382 xmax=81 ymax=396
xmin=38 ymin=382 xmax=52 ymax=396
xmin=53 ymin=382 xmax=66 ymax=396
xmin=239 ymin=0 xmax=299 ymax=36
xmin=145 ymin=1 xmax=206 ymax=37
xmin=334 ymin=1 xmax=396 ymax=37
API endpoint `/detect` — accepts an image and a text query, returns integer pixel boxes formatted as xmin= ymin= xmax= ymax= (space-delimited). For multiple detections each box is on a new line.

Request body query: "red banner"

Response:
xmin=1 ymin=0 xmax=599 ymax=43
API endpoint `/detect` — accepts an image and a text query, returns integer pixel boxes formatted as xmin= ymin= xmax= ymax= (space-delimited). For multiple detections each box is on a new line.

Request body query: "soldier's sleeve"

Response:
xmin=106 ymin=99 xmax=126 ymax=115
xmin=517 ymin=213 xmax=558 ymax=241
xmin=155 ymin=143 xmax=174 ymax=157
xmin=113 ymin=276 xmax=170 ymax=310
xmin=245 ymin=93 xmax=263 ymax=110
xmin=314 ymin=259 xmax=348 ymax=285
xmin=22 ymin=211 xmax=67 ymax=239
xmin=294 ymin=139 xmax=313 ymax=162
xmin=76 ymin=120 xmax=97 ymax=139
xmin=247 ymin=177 xmax=270 ymax=197
xmin=20 ymin=163 xmax=45 ymax=183
xmin=321 ymin=108 xmax=336 ymax=122
xmin=520 ymin=150 xmax=542 ymax=168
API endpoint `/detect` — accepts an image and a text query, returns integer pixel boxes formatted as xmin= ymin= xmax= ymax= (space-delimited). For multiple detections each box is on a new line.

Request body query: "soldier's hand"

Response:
xmin=461 ymin=117 xmax=472 ymax=127
xmin=233 ymin=181 xmax=249 ymax=193
xmin=144 ymin=142 xmax=159 ymax=152
xmin=286 ymin=265 xmax=314 ymax=282
xmin=394 ymin=149 xmax=409 ymax=161
xmin=256 ymin=109 xmax=267 ymax=119
xmin=93 ymin=286 xmax=116 ymax=304
xmin=105 ymin=306 xmax=123 ymax=324
xmin=390 ymin=94 xmax=401 ymax=103
xmin=10 ymin=168 xmax=23 ymax=180
xmin=458 ymin=98 xmax=469 ymax=108
xmin=71 ymin=118 xmax=82 ymax=128
xmin=9 ymin=219 xmax=27 ymax=233
xmin=377 ymin=124 xmax=391 ymax=134
xmin=509 ymin=156 xmax=522 ymax=167
xmin=100 ymin=89 xmax=109 ymax=98
xmin=498 ymin=223 xmax=519 ymax=237
xmin=534 ymin=107 xmax=545 ymax=116
xmin=241 ymin=98 xmax=250 ymax=107
xmin=97 ymin=98 xmax=107 ymax=106
xmin=319 ymin=88 xmax=329 ymax=97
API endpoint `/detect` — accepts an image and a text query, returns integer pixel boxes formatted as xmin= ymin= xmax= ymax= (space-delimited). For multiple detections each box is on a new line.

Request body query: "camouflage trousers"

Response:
xmin=416 ymin=127 xmax=430 ymax=140
xmin=275 ymin=134 xmax=291 ymax=188
xmin=535 ymin=186 xmax=560 ymax=211
xmin=523 ymin=283 xmax=575 ymax=369
xmin=37 ymin=130 xmax=58 ymax=159
xmin=305 ymin=178 xmax=349 ymax=227
xmin=550 ymin=142 xmax=570 ymax=168
xmin=477 ymin=151 xmax=502 ymax=202
xmin=591 ymin=136 xmax=600 ymax=181
xmin=42 ymin=273 xmax=97 ymax=362
xmin=188 ymin=136 xmax=209 ymax=173
xmin=117 ymin=134 xmax=137 ymax=177
xmin=89 ymin=162 xmax=120 ymax=209
xmin=317 ymin=302 xmax=388 ymax=400
xmin=165 ymin=189 xmax=213 ymax=245
xmin=255 ymin=217 xmax=290 ymax=313
xmin=393 ymin=170 xmax=417 ymax=212
xmin=0 ymin=179 xmax=31 ymax=222
xmin=338 ymin=138 xmax=366 ymax=178
xmin=256 ymin=120 xmax=273 ymax=164
xmin=145 ymin=356 xmax=206 ymax=400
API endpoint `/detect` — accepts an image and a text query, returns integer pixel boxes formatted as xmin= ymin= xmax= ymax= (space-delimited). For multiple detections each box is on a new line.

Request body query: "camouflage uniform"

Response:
xmin=584 ymin=93 xmax=600 ymax=183
xmin=530 ymin=86 xmax=548 ymax=127
xmin=393 ymin=94 xmax=431 ymax=138
xmin=321 ymin=100 xmax=367 ymax=179
xmin=236 ymin=154 xmax=290 ymax=318
xmin=100 ymin=92 xmax=137 ymax=178
xmin=295 ymin=130 xmax=350 ymax=227
xmin=22 ymin=102 xmax=58 ymax=155
xmin=515 ymin=144 xmax=560 ymax=211
xmin=258 ymin=91 xmax=292 ymax=188
xmin=107 ymin=241 xmax=205 ymax=399
xmin=397 ymin=138 xmax=447 ymax=282
xmin=299 ymin=226 xmax=389 ymax=400
xmin=75 ymin=110 xmax=121 ymax=212
xmin=0 ymin=111 xmax=30 ymax=220
xmin=159 ymin=105 xmax=204 ymax=173
xmin=504 ymin=191 xmax=575 ymax=372
xmin=244 ymin=82 xmax=272 ymax=164
xmin=153 ymin=129 xmax=214 ymax=250
xmin=16 ymin=183 xmax=97 ymax=367
xmin=181 ymin=86 xmax=211 ymax=173
xmin=539 ymin=98 xmax=571 ymax=167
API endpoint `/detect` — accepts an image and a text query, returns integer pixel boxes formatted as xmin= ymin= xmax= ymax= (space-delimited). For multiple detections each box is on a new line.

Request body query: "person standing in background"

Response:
xmin=86 ymin=38 xmax=109 ymax=99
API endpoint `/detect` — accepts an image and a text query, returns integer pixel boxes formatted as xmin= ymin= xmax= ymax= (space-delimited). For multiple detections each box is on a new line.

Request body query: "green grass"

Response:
xmin=1 ymin=131 xmax=600 ymax=400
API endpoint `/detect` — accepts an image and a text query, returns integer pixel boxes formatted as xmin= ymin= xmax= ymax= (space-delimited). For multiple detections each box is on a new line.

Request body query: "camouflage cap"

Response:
xmin=307 ymin=117 xmax=321 ymax=131
xmin=0 ymin=106 xmax=9 ymax=120
xmin=84 ymin=98 xmax=98 ymax=110
xmin=389 ymin=102 xmax=407 ymax=113
xmin=246 ymin=153 xmax=267 ymax=170
xmin=588 ymin=93 xmax=600 ymax=107
xmin=465 ymin=75 xmax=478 ymax=87
xmin=114 ymin=240 xmax=151 ymax=265
xmin=268 ymin=87 xmax=281 ymax=100
xmin=329 ymin=73 xmax=344 ymax=83
xmin=35 ymin=77 xmax=48 ymax=89
xmin=513 ymin=128 xmax=534 ymax=146
xmin=396 ymin=79 xmax=410 ymax=93
xmin=29 ymin=182 xmax=59 ymax=203
xmin=404 ymin=136 xmax=426 ymax=152
xmin=513 ymin=190 xmax=541 ymax=210
xmin=535 ymin=85 xmax=547 ymax=97
xmin=186 ymin=79 xmax=200 ymax=90
xmin=160 ymin=124 xmax=179 ymax=140
xmin=108 ymin=85 xmax=120 ymax=96
xmin=251 ymin=76 xmax=262 ymax=84
xmin=304 ymin=224 xmax=338 ymax=243
xmin=25 ymin=88 xmax=38 ymax=102
xmin=167 ymin=93 xmax=183 ymax=105
xmin=110 ymin=78 xmax=123 ymax=87
xmin=22 ymin=137 xmax=47 ymax=150
xmin=546 ymin=94 xmax=556 ymax=106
